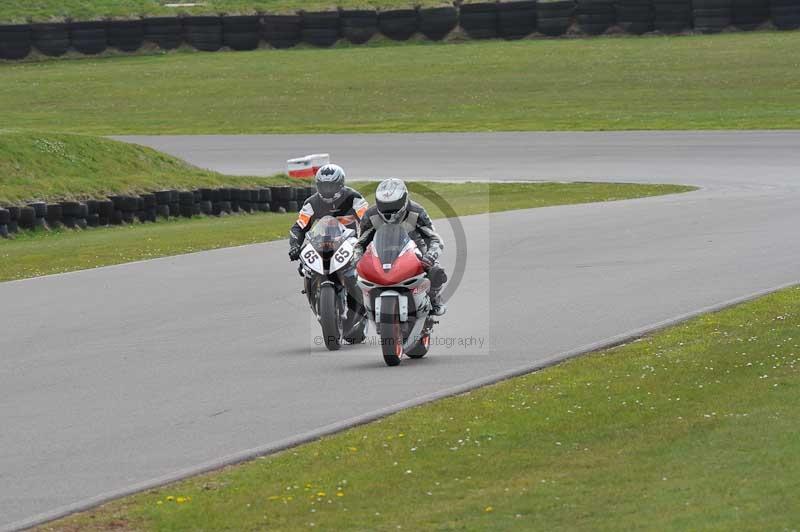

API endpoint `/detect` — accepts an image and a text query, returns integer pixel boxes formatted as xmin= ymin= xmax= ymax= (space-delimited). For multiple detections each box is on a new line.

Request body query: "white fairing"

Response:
xmin=300 ymin=243 xmax=324 ymax=275
xmin=329 ymin=238 xmax=355 ymax=274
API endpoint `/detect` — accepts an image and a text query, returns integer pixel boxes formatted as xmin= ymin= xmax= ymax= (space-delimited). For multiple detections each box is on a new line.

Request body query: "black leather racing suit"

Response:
xmin=289 ymin=186 xmax=369 ymax=250
xmin=353 ymin=200 xmax=447 ymax=304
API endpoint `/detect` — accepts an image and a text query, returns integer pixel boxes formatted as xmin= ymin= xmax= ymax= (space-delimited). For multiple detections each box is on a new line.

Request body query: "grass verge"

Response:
xmin=40 ymin=285 xmax=800 ymax=531
xmin=2 ymin=32 xmax=799 ymax=133
xmin=0 ymin=181 xmax=693 ymax=282
xmin=0 ymin=131 xmax=293 ymax=205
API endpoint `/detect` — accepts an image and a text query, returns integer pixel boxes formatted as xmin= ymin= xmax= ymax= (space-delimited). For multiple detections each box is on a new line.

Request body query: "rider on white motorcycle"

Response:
xmin=353 ymin=178 xmax=448 ymax=316
xmin=289 ymin=164 xmax=369 ymax=261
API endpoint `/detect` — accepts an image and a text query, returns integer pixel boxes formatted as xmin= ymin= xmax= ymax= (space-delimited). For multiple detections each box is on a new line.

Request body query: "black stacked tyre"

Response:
xmin=222 ymin=15 xmax=261 ymax=50
xmin=653 ymin=0 xmax=692 ymax=32
xmin=46 ymin=204 xmax=63 ymax=228
xmin=263 ymin=15 xmax=302 ymax=49
xmin=302 ymin=11 xmax=340 ymax=47
xmin=6 ymin=206 xmax=20 ymax=234
xmin=730 ymin=0 xmax=768 ymax=29
xmin=771 ymin=0 xmax=800 ymax=30
xmin=460 ymin=2 xmax=499 ymax=39
xmin=178 ymin=191 xmax=195 ymax=217
xmin=0 ymin=208 xmax=10 ymax=238
xmin=692 ymin=0 xmax=732 ymax=32
xmin=70 ymin=21 xmax=107 ymax=55
xmin=577 ymin=0 xmax=616 ymax=34
xmin=378 ymin=9 xmax=419 ymax=40
xmin=419 ymin=7 xmax=459 ymax=40
xmin=0 ymin=24 xmax=32 ymax=60
xmin=184 ymin=16 xmax=222 ymax=51
xmin=537 ymin=1 xmax=575 ymax=36
xmin=341 ymin=9 xmax=378 ymax=44
xmin=32 ymin=23 xmax=70 ymax=57
xmin=617 ymin=0 xmax=654 ymax=34
xmin=144 ymin=17 xmax=183 ymax=49
xmin=60 ymin=201 xmax=87 ymax=228
xmin=107 ymin=20 xmax=144 ymax=52
xmin=270 ymin=186 xmax=293 ymax=211
xmin=498 ymin=1 xmax=538 ymax=39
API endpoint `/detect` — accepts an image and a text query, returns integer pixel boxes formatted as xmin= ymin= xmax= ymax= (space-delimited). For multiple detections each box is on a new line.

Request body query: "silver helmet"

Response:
xmin=375 ymin=178 xmax=409 ymax=223
xmin=315 ymin=164 xmax=346 ymax=203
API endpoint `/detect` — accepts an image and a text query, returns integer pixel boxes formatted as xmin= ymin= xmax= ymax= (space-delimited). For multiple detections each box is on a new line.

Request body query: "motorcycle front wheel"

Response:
xmin=319 ymin=283 xmax=342 ymax=351
xmin=378 ymin=297 xmax=403 ymax=366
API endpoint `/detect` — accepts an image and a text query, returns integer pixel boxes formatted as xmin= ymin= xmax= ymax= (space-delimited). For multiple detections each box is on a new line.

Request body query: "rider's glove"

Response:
xmin=420 ymin=253 xmax=436 ymax=270
xmin=289 ymin=245 xmax=301 ymax=261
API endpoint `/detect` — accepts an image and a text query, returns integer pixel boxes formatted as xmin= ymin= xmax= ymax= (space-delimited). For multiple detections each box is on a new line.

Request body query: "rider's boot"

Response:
xmin=430 ymin=289 xmax=447 ymax=316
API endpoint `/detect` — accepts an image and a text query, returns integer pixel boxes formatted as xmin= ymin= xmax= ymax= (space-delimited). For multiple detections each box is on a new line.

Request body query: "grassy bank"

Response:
xmin=2 ymin=32 xmax=799 ymax=133
xmin=0 ymin=0 xmax=447 ymax=24
xmin=40 ymin=284 xmax=800 ymax=531
xmin=0 ymin=181 xmax=692 ymax=282
xmin=0 ymin=132 xmax=293 ymax=205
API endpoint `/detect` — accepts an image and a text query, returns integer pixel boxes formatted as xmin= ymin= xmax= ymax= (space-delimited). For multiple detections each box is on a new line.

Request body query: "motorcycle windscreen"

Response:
xmin=307 ymin=215 xmax=345 ymax=252
xmin=372 ymin=223 xmax=412 ymax=269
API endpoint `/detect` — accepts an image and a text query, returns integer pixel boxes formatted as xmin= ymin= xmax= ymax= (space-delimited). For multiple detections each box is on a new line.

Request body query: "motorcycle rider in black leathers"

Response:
xmin=352 ymin=178 xmax=448 ymax=316
xmin=289 ymin=164 xmax=369 ymax=317
xmin=288 ymin=163 xmax=369 ymax=260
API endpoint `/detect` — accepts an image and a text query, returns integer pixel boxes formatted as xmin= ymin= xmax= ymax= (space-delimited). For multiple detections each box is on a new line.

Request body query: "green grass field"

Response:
xmin=0 ymin=132 xmax=294 ymax=204
xmin=40 ymin=283 xmax=800 ymax=531
xmin=0 ymin=180 xmax=692 ymax=282
xmin=2 ymin=32 xmax=799 ymax=133
xmin=0 ymin=0 xmax=447 ymax=23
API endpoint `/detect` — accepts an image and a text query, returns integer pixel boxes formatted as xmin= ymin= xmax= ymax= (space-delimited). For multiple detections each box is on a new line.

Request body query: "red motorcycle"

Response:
xmin=356 ymin=224 xmax=437 ymax=366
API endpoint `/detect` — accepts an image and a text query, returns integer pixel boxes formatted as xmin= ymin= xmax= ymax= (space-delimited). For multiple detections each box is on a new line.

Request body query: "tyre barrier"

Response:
xmin=460 ymin=2 xmax=499 ymax=40
xmin=732 ymin=0 xmax=768 ymax=29
xmin=2 ymin=1 xmax=799 ymax=63
xmin=692 ymin=0 xmax=733 ymax=33
xmin=183 ymin=16 xmax=222 ymax=52
xmin=618 ymin=0 xmax=655 ymax=34
xmin=578 ymin=0 xmax=617 ymax=34
xmin=341 ymin=9 xmax=378 ymax=44
xmin=0 ymin=24 xmax=31 ymax=60
xmin=498 ymin=1 xmax=538 ymax=39
xmin=70 ymin=21 xmax=107 ymax=55
xmin=419 ymin=7 xmax=459 ymax=40
xmin=772 ymin=0 xmax=800 ymax=30
xmin=223 ymin=15 xmax=261 ymax=51
xmin=31 ymin=23 xmax=70 ymax=57
xmin=144 ymin=17 xmax=183 ymax=49
xmin=302 ymin=11 xmax=340 ymax=47
xmin=378 ymin=9 xmax=420 ymax=41
xmin=107 ymin=20 xmax=145 ymax=52
xmin=537 ymin=1 xmax=575 ymax=36
xmin=263 ymin=14 xmax=302 ymax=49
xmin=0 ymin=185 xmax=309 ymax=238
xmin=654 ymin=0 xmax=693 ymax=32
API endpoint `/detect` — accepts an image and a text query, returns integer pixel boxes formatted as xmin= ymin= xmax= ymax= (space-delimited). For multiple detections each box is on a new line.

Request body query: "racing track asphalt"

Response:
xmin=2 ymin=131 xmax=800 ymax=530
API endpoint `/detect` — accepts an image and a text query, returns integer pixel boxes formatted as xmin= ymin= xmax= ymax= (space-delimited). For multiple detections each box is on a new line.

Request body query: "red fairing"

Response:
xmin=357 ymin=248 xmax=424 ymax=286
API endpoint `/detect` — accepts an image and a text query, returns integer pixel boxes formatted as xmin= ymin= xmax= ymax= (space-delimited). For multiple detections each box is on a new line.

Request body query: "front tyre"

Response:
xmin=378 ymin=297 xmax=403 ymax=366
xmin=319 ymin=283 xmax=342 ymax=351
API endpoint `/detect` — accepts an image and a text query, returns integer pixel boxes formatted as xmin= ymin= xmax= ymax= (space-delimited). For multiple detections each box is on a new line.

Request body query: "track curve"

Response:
xmin=2 ymin=131 xmax=800 ymax=530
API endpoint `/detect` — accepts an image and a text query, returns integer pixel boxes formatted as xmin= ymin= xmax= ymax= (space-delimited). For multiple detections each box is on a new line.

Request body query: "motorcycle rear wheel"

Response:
xmin=319 ymin=283 xmax=342 ymax=351
xmin=378 ymin=297 xmax=403 ymax=366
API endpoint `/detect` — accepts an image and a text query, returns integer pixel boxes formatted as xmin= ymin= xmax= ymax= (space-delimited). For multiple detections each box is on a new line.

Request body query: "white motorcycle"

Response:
xmin=299 ymin=216 xmax=368 ymax=350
